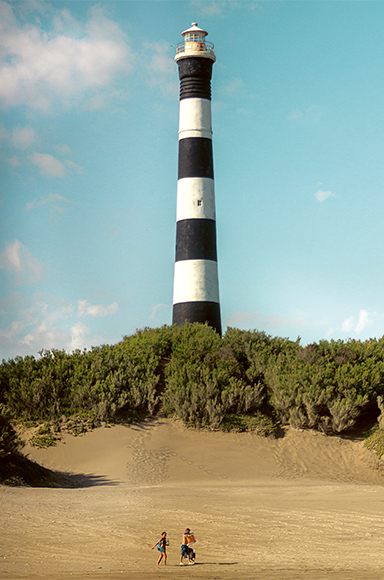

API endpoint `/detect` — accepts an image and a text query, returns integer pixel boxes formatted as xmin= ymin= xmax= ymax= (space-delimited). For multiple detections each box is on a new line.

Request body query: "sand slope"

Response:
xmin=2 ymin=418 xmax=384 ymax=580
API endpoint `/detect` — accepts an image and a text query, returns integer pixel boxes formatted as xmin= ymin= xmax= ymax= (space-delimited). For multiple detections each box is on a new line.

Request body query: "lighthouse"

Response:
xmin=172 ymin=23 xmax=221 ymax=335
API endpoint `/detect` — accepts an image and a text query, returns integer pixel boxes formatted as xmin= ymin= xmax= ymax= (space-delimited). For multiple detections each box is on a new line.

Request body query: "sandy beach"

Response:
xmin=2 ymin=417 xmax=384 ymax=580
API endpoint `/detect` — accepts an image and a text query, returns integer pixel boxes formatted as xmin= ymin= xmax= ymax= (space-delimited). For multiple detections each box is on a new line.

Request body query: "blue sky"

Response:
xmin=1 ymin=0 xmax=384 ymax=360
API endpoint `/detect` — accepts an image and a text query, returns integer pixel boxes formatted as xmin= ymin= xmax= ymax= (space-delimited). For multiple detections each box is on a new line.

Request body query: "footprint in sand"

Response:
xmin=127 ymin=437 xmax=171 ymax=485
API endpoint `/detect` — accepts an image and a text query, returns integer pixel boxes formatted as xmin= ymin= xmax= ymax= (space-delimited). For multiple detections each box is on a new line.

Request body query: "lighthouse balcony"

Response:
xmin=175 ymin=40 xmax=215 ymax=61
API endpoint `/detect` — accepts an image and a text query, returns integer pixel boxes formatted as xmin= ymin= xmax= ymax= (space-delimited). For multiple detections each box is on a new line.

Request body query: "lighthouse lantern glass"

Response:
xmin=175 ymin=23 xmax=215 ymax=60
xmin=185 ymin=31 xmax=206 ymax=52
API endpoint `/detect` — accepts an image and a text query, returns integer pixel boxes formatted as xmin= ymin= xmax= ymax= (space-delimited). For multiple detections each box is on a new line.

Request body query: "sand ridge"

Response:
xmin=1 ymin=418 xmax=384 ymax=579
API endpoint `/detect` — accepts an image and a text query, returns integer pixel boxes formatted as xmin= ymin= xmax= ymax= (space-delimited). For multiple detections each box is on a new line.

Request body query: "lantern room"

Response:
xmin=175 ymin=22 xmax=215 ymax=62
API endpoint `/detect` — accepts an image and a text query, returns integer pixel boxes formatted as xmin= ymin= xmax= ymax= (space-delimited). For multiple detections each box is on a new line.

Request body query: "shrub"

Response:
xmin=0 ymin=410 xmax=22 ymax=458
xmin=328 ymin=394 xmax=368 ymax=432
xmin=220 ymin=411 xmax=277 ymax=436
xmin=364 ymin=426 xmax=384 ymax=459
xmin=29 ymin=423 xmax=61 ymax=448
xmin=1 ymin=325 xmax=383 ymax=437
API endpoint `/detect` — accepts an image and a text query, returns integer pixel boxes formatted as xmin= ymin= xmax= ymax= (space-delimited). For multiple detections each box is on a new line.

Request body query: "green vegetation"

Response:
xmin=29 ymin=423 xmax=61 ymax=448
xmin=364 ymin=426 xmax=384 ymax=459
xmin=0 ymin=406 xmax=22 ymax=458
xmin=1 ymin=324 xmax=384 ymax=458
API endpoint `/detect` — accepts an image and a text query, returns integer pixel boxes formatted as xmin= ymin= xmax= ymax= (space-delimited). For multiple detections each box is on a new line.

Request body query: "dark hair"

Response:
xmin=162 ymin=531 xmax=166 ymax=535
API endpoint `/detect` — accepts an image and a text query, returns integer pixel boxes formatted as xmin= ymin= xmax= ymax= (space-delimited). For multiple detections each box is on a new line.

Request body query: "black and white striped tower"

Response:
xmin=172 ymin=23 xmax=221 ymax=335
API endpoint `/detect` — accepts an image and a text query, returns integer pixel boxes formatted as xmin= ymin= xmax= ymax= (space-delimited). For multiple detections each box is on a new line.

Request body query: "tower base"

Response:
xmin=172 ymin=301 xmax=221 ymax=335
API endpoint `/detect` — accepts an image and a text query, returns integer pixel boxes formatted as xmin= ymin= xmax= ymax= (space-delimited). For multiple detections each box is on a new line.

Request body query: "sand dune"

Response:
xmin=2 ymin=418 xmax=384 ymax=580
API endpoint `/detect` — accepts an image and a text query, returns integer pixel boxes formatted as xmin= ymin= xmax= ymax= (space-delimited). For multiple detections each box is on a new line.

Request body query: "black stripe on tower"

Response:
xmin=178 ymin=138 xmax=213 ymax=179
xmin=175 ymin=219 xmax=217 ymax=262
xmin=173 ymin=302 xmax=221 ymax=332
xmin=178 ymin=57 xmax=213 ymax=100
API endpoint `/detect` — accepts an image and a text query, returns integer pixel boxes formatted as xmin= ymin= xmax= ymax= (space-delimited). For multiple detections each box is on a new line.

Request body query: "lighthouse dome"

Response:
xmin=181 ymin=22 xmax=208 ymax=38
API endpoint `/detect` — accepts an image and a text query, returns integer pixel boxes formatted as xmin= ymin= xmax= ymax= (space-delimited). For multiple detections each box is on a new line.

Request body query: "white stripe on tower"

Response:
xmin=172 ymin=23 xmax=221 ymax=334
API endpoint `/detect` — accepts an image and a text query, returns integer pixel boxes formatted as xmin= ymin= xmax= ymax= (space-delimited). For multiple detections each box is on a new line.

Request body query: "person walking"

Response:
xmin=180 ymin=528 xmax=194 ymax=565
xmin=151 ymin=531 xmax=167 ymax=566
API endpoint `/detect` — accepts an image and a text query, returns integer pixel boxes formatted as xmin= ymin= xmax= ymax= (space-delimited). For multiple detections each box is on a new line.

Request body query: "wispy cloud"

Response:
xmin=77 ymin=299 xmax=118 ymax=318
xmin=0 ymin=2 xmax=135 ymax=111
xmin=0 ymin=292 xmax=118 ymax=358
xmin=30 ymin=152 xmax=66 ymax=177
xmin=5 ymin=155 xmax=20 ymax=167
xmin=1 ymin=293 xmax=74 ymax=354
xmin=0 ymin=240 xmax=44 ymax=284
xmin=25 ymin=193 xmax=71 ymax=212
xmin=341 ymin=316 xmax=354 ymax=333
xmin=225 ymin=310 xmax=310 ymax=331
xmin=65 ymin=159 xmax=84 ymax=174
xmin=199 ymin=2 xmax=223 ymax=16
xmin=11 ymin=126 xmax=37 ymax=149
xmin=219 ymin=78 xmax=243 ymax=96
xmin=192 ymin=0 xmax=262 ymax=17
xmin=56 ymin=144 xmax=72 ymax=156
xmin=288 ymin=105 xmax=323 ymax=123
xmin=150 ymin=303 xmax=167 ymax=322
xmin=144 ymin=41 xmax=177 ymax=98
xmin=315 ymin=189 xmax=334 ymax=202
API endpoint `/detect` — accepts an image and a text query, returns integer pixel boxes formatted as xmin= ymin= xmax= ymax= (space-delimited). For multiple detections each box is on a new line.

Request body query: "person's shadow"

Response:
xmin=178 ymin=562 xmax=239 ymax=566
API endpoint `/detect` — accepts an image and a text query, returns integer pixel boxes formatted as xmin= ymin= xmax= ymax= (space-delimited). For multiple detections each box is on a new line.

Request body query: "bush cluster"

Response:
xmin=2 ymin=324 xmax=384 ymax=451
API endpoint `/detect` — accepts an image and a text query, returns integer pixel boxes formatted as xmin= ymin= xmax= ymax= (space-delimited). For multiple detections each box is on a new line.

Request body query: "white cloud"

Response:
xmin=5 ymin=155 xmax=21 ymax=167
xmin=25 ymin=193 xmax=71 ymax=212
xmin=0 ymin=123 xmax=6 ymax=144
xmin=341 ymin=316 xmax=354 ymax=333
xmin=56 ymin=144 xmax=71 ymax=156
xmin=30 ymin=152 xmax=66 ymax=177
xmin=225 ymin=311 xmax=258 ymax=328
xmin=0 ymin=2 xmax=135 ymax=111
xmin=225 ymin=310 xmax=309 ymax=330
xmin=192 ymin=0 xmax=262 ymax=17
xmin=288 ymin=105 xmax=323 ymax=123
xmin=11 ymin=126 xmax=36 ymax=149
xmin=219 ymin=77 xmax=243 ymax=95
xmin=0 ymin=291 xmax=118 ymax=359
xmin=144 ymin=41 xmax=177 ymax=98
xmin=198 ymin=2 xmax=223 ymax=16
xmin=287 ymin=109 xmax=303 ymax=120
xmin=69 ymin=322 xmax=91 ymax=351
xmin=77 ymin=299 xmax=118 ymax=318
xmin=341 ymin=310 xmax=373 ymax=335
xmin=315 ymin=189 xmax=334 ymax=202
xmin=0 ymin=240 xmax=44 ymax=284
xmin=53 ymin=7 xmax=82 ymax=36
xmin=65 ymin=159 xmax=84 ymax=174
xmin=150 ymin=303 xmax=167 ymax=321
xmin=355 ymin=309 xmax=372 ymax=334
